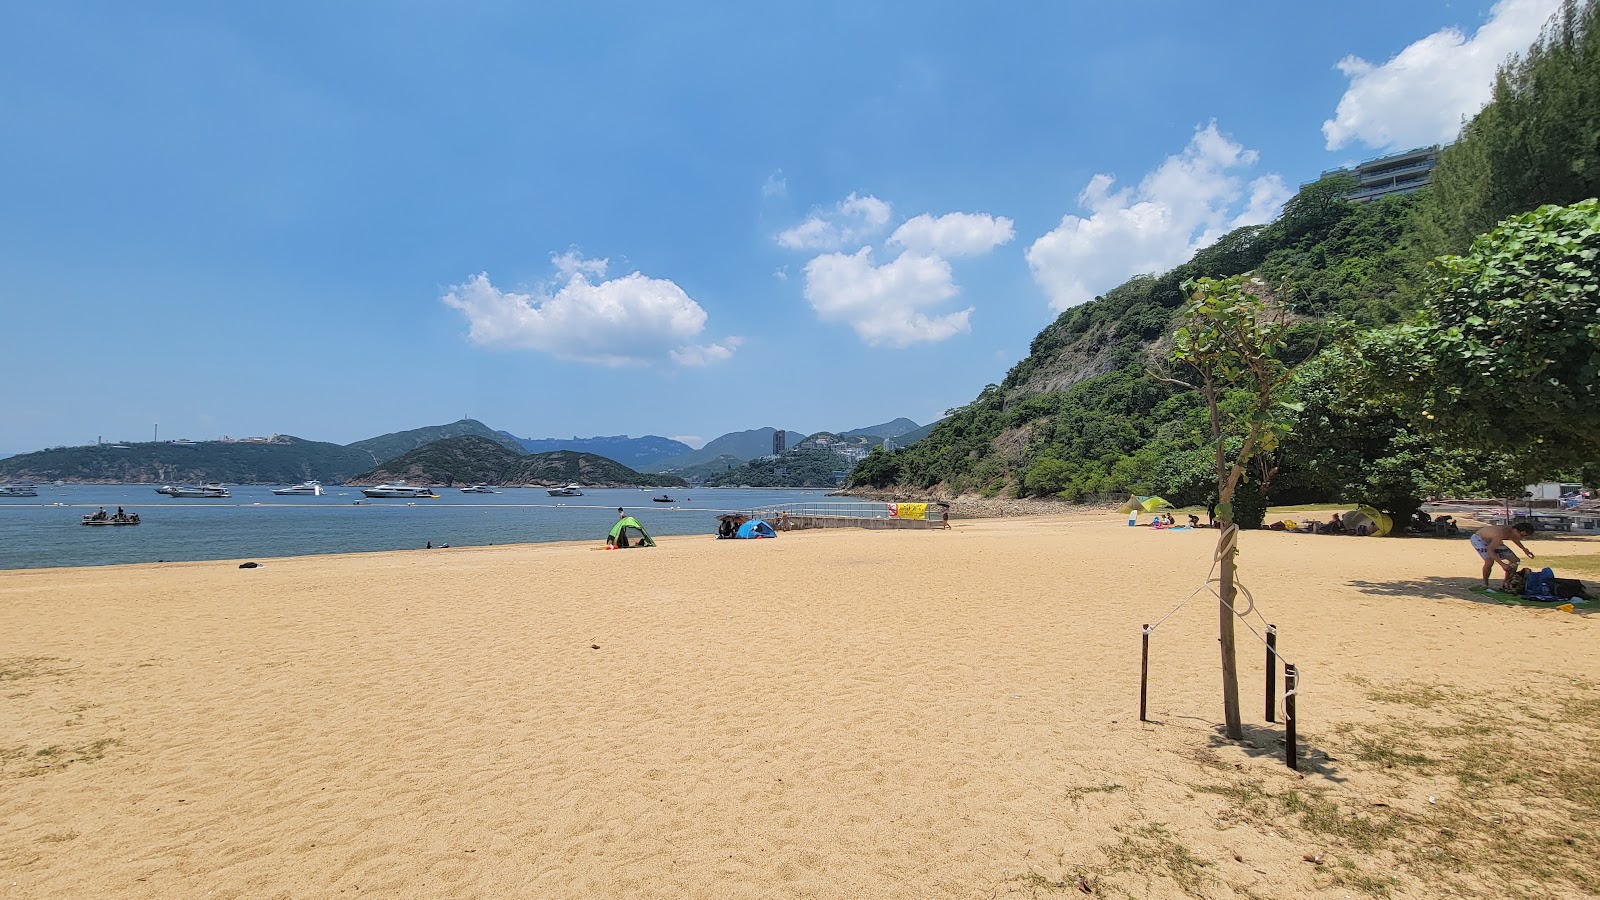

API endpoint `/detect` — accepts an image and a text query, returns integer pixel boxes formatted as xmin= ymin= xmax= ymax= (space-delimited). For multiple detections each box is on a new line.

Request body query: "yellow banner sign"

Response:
xmin=889 ymin=502 xmax=928 ymax=520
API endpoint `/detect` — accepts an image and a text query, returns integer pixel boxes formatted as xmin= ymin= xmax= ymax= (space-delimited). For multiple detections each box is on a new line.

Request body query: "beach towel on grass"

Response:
xmin=1469 ymin=584 xmax=1584 ymax=608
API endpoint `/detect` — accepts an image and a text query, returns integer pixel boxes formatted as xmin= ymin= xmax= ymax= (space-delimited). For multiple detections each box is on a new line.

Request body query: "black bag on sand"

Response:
xmin=1551 ymin=577 xmax=1591 ymax=600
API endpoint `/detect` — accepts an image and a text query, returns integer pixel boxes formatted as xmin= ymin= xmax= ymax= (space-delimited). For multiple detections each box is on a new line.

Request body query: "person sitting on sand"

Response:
xmin=1471 ymin=522 xmax=1536 ymax=587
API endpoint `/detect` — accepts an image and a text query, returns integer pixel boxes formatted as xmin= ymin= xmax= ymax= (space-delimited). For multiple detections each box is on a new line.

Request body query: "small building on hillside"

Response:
xmin=1319 ymin=145 xmax=1442 ymax=203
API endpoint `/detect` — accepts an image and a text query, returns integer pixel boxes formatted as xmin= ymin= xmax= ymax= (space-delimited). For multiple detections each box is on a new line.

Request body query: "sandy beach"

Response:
xmin=5 ymin=514 xmax=1600 ymax=898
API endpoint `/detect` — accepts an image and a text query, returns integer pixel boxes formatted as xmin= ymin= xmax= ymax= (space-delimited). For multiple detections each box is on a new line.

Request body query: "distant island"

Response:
xmin=351 ymin=436 xmax=687 ymax=488
xmin=0 ymin=416 xmax=931 ymax=486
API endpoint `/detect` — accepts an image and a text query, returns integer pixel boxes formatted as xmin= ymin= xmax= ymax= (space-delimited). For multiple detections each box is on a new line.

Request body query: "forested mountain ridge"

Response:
xmin=0 ymin=437 xmax=376 ymax=485
xmin=352 ymin=436 xmax=686 ymax=488
xmin=345 ymin=418 xmax=523 ymax=465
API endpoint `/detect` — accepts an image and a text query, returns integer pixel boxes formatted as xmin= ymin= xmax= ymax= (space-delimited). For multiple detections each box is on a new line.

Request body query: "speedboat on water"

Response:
xmin=83 ymin=510 xmax=140 ymax=526
xmin=546 ymin=483 xmax=584 ymax=497
xmin=0 ymin=482 xmax=38 ymax=497
xmin=460 ymin=484 xmax=498 ymax=494
xmin=652 ymin=494 xmax=675 ymax=503
xmin=160 ymin=483 xmax=230 ymax=498
xmin=272 ymin=480 xmax=324 ymax=496
xmin=361 ymin=481 xmax=439 ymax=499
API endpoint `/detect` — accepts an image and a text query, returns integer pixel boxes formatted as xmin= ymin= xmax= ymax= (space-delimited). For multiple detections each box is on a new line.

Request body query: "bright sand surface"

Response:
xmin=5 ymin=515 xmax=1600 ymax=898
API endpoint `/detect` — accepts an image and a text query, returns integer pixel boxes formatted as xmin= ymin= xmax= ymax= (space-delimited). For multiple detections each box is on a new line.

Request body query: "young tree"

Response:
xmin=1160 ymin=276 xmax=1296 ymax=740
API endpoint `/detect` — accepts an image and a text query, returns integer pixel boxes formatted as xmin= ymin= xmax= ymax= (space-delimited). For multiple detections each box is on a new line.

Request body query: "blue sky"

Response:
xmin=0 ymin=0 xmax=1559 ymax=453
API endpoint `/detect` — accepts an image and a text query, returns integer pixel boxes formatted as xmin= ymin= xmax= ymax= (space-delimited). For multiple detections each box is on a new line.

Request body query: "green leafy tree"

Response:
xmin=1280 ymin=350 xmax=1525 ymax=526
xmin=1360 ymin=200 xmax=1600 ymax=475
xmin=1160 ymin=275 xmax=1295 ymax=741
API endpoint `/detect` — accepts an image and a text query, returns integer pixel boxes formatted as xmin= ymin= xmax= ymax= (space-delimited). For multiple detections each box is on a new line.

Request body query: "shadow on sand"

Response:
xmin=1347 ymin=575 xmax=1596 ymax=615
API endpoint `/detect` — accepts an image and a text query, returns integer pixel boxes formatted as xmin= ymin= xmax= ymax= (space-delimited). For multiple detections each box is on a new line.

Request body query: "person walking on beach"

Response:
xmin=617 ymin=507 xmax=626 ymax=521
xmin=1471 ymin=522 xmax=1536 ymax=587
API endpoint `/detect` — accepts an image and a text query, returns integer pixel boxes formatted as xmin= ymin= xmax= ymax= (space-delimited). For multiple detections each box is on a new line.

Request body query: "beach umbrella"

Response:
xmin=1116 ymin=495 xmax=1173 ymax=514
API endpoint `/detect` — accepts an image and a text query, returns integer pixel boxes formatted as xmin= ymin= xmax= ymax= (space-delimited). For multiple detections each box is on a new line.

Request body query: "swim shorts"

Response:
xmin=1470 ymin=533 xmax=1519 ymax=563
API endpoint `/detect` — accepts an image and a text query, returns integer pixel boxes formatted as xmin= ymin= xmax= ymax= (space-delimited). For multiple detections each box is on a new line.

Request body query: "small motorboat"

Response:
xmin=0 ymin=482 xmax=39 ymax=497
xmin=362 ymin=481 xmax=439 ymax=499
xmin=461 ymin=484 xmax=498 ymax=494
xmin=272 ymin=480 xmax=324 ymax=496
xmin=83 ymin=510 xmax=140 ymax=526
xmin=652 ymin=495 xmax=675 ymax=503
xmin=160 ymin=483 xmax=230 ymax=498
xmin=547 ymin=483 xmax=584 ymax=497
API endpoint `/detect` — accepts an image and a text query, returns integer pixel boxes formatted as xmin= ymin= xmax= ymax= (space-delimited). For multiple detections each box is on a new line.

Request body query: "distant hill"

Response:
xmin=497 ymin=432 xmax=693 ymax=469
xmin=894 ymin=419 xmax=940 ymax=446
xmin=647 ymin=426 xmax=806 ymax=471
xmin=842 ymin=417 xmax=920 ymax=439
xmin=663 ymin=454 xmax=747 ymax=483
xmin=0 ymin=437 xmax=375 ymax=484
xmin=705 ymin=450 xmax=848 ymax=488
xmin=352 ymin=436 xmax=686 ymax=488
xmin=346 ymin=419 xmax=522 ymax=466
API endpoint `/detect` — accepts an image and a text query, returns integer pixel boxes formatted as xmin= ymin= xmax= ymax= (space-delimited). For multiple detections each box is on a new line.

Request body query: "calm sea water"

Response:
xmin=0 ymin=485 xmax=857 ymax=570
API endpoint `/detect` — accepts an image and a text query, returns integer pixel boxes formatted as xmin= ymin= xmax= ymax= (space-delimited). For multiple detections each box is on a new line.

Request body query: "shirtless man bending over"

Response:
xmin=1471 ymin=522 xmax=1536 ymax=587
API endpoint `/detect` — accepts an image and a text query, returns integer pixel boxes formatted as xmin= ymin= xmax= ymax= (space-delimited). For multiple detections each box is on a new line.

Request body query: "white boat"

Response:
xmin=0 ymin=482 xmax=38 ymax=497
xmin=159 ymin=483 xmax=230 ymax=498
xmin=361 ymin=481 xmax=439 ymax=499
xmin=460 ymin=484 xmax=498 ymax=494
xmin=546 ymin=483 xmax=584 ymax=496
xmin=272 ymin=481 xmax=324 ymax=496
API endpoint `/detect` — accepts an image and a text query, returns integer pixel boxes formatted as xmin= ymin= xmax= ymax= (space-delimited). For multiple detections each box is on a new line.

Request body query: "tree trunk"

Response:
xmin=1217 ymin=521 xmax=1243 ymax=740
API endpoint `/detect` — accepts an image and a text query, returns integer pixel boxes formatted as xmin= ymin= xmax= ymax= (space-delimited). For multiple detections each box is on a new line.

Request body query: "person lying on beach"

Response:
xmin=1471 ymin=522 xmax=1536 ymax=587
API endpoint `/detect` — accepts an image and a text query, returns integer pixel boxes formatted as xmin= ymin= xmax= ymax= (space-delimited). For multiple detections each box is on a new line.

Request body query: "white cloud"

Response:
xmin=1323 ymin=0 xmax=1560 ymax=150
xmin=762 ymin=170 xmax=787 ymax=200
xmin=801 ymin=248 xmax=971 ymax=346
xmin=776 ymin=192 xmax=892 ymax=250
xmin=889 ymin=212 xmax=1016 ymax=257
xmin=670 ymin=337 xmax=744 ymax=367
xmin=1025 ymin=122 xmax=1290 ymax=311
xmin=441 ymin=260 xmax=738 ymax=367
xmin=551 ymin=250 xmax=608 ymax=279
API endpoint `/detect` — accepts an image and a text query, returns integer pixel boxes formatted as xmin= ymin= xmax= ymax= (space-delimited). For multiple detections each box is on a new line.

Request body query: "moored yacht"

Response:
xmin=361 ymin=481 xmax=439 ymax=499
xmin=546 ymin=483 xmax=584 ymax=496
xmin=159 ymin=483 xmax=230 ymax=498
xmin=460 ymin=484 xmax=498 ymax=494
xmin=0 ymin=482 xmax=38 ymax=497
xmin=272 ymin=481 xmax=324 ymax=496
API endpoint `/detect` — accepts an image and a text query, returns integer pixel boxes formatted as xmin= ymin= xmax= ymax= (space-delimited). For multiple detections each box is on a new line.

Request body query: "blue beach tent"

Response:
xmin=734 ymin=519 xmax=777 ymax=539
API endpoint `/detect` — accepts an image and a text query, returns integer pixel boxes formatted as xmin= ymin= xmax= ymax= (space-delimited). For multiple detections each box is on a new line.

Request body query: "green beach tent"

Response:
xmin=607 ymin=516 xmax=656 ymax=548
xmin=1116 ymin=495 xmax=1173 ymax=515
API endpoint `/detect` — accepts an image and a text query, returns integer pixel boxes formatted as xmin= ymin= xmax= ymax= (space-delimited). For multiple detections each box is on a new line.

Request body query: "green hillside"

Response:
xmin=705 ymin=450 xmax=849 ymax=488
xmin=0 ymin=437 xmax=376 ymax=485
xmin=647 ymin=427 xmax=805 ymax=471
xmin=853 ymin=5 xmax=1600 ymax=521
xmin=353 ymin=436 xmax=686 ymax=488
xmin=346 ymin=418 xmax=523 ymax=466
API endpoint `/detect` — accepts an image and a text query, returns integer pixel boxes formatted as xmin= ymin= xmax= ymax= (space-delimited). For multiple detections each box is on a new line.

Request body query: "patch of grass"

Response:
xmin=1063 ymin=782 xmax=1124 ymax=806
xmin=3 ymin=737 xmax=120 ymax=779
xmin=1351 ymin=738 xmax=1435 ymax=772
xmin=1329 ymin=858 xmax=1398 ymax=897
xmin=1365 ymin=683 xmax=1452 ymax=707
xmin=1102 ymin=823 xmax=1212 ymax=895
xmin=1556 ymin=553 xmax=1600 ymax=579
xmin=0 ymin=656 xmax=70 ymax=682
